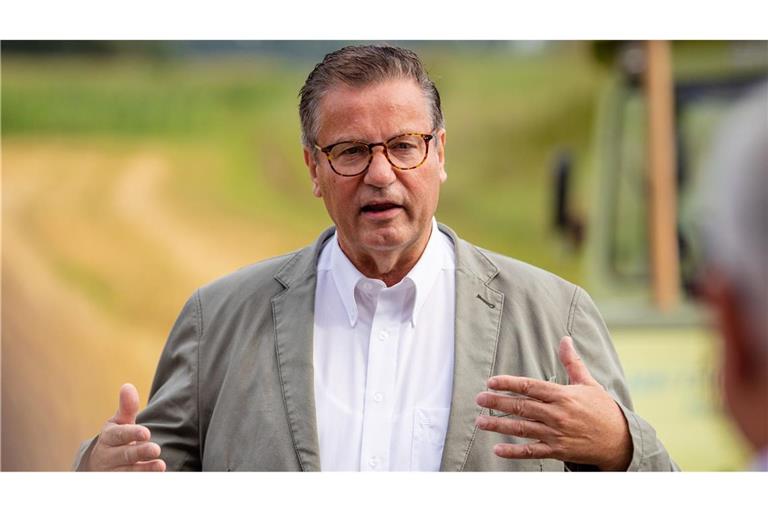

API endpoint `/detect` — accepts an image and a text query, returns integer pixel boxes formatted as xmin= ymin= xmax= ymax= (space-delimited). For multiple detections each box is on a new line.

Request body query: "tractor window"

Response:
xmin=608 ymin=76 xmax=766 ymax=296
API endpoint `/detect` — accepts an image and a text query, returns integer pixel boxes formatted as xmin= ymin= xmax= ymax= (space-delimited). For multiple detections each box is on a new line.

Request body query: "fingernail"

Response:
xmin=475 ymin=416 xmax=488 ymax=428
xmin=487 ymin=377 xmax=498 ymax=388
xmin=476 ymin=393 xmax=488 ymax=406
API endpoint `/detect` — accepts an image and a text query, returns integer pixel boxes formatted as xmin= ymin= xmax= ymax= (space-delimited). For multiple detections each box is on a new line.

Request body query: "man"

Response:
xmin=698 ymin=83 xmax=767 ymax=470
xmin=75 ymin=45 xmax=676 ymax=471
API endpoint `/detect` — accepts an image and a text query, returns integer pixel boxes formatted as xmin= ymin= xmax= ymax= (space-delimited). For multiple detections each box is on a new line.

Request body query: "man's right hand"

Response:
xmin=84 ymin=383 xmax=166 ymax=471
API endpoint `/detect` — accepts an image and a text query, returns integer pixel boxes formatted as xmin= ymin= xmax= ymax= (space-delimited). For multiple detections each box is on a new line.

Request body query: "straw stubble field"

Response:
xmin=2 ymin=139 xmax=322 ymax=469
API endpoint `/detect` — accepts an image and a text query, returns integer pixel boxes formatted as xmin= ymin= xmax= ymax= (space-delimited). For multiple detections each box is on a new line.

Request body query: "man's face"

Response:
xmin=305 ymin=78 xmax=446 ymax=259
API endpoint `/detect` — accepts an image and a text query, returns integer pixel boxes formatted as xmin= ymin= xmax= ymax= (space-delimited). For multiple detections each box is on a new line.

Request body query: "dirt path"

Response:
xmin=2 ymin=140 xmax=298 ymax=470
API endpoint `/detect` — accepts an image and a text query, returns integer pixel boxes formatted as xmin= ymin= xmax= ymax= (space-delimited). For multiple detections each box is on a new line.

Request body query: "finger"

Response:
xmin=101 ymin=423 xmax=151 ymax=447
xmin=111 ymin=383 xmax=140 ymax=425
xmin=475 ymin=392 xmax=557 ymax=423
xmin=105 ymin=442 xmax=161 ymax=467
xmin=494 ymin=441 xmax=554 ymax=460
xmin=110 ymin=459 xmax=166 ymax=472
xmin=558 ymin=336 xmax=599 ymax=386
xmin=485 ymin=376 xmax=560 ymax=402
xmin=475 ymin=415 xmax=557 ymax=441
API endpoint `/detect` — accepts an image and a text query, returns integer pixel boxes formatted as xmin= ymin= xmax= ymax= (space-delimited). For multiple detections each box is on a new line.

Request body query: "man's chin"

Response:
xmin=357 ymin=225 xmax=412 ymax=252
xmin=362 ymin=237 xmax=405 ymax=252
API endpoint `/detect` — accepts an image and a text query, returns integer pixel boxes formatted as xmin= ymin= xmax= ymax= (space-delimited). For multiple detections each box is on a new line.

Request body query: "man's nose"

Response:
xmin=363 ymin=147 xmax=397 ymax=188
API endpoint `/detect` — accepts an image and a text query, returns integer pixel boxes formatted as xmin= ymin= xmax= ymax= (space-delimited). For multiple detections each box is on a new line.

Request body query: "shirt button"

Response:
xmin=378 ymin=330 xmax=389 ymax=341
xmin=373 ymin=392 xmax=384 ymax=403
xmin=368 ymin=456 xmax=378 ymax=468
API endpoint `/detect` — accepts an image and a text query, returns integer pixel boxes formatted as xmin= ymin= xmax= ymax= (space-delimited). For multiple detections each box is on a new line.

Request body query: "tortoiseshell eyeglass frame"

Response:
xmin=314 ymin=132 xmax=435 ymax=177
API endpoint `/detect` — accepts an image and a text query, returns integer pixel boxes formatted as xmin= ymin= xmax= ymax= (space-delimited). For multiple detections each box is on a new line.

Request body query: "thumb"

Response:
xmin=558 ymin=336 xmax=598 ymax=386
xmin=112 ymin=383 xmax=140 ymax=425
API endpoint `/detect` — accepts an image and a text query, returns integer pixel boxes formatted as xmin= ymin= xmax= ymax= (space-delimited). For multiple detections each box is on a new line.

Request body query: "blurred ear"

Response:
xmin=304 ymin=147 xmax=323 ymax=198
xmin=436 ymin=129 xmax=447 ymax=183
xmin=708 ymin=275 xmax=756 ymax=380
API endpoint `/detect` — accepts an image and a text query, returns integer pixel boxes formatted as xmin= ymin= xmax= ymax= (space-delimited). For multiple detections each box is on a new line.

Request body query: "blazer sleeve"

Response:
xmin=73 ymin=291 xmax=203 ymax=471
xmin=137 ymin=291 xmax=202 ymax=470
xmin=566 ymin=287 xmax=680 ymax=471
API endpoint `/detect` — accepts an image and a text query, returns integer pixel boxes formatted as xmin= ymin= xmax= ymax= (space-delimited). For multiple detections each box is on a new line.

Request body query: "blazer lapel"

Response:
xmin=438 ymin=225 xmax=504 ymax=471
xmin=271 ymin=228 xmax=335 ymax=472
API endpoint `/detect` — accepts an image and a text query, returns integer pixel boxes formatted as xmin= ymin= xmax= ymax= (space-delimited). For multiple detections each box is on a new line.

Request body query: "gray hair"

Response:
xmin=699 ymin=82 xmax=768 ymax=352
xmin=298 ymin=44 xmax=444 ymax=148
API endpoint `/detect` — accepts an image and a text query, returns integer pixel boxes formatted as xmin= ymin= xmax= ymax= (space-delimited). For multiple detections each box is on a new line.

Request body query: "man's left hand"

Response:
xmin=474 ymin=336 xmax=632 ymax=471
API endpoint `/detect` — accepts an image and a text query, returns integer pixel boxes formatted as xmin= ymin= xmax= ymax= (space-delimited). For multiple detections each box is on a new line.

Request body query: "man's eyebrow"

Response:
xmin=324 ymin=129 xmax=426 ymax=146
xmin=324 ymin=135 xmax=363 ymax=145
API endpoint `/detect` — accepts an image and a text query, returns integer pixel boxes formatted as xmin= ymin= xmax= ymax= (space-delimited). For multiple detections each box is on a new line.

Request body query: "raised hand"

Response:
xmin=84 ymin=383 xmax=166 ymax=471
xmin=474 ymin=336 xmax=633 ymax=471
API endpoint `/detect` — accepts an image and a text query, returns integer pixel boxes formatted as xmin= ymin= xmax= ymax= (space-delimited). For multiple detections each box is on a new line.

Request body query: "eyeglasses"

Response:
xmin=314 ymin=132 xmax=435 ymax=177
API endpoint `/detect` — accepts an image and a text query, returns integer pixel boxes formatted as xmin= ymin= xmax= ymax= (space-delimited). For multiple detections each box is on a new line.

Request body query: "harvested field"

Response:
xmin=1 ymin=139 xmax=312 ymax=470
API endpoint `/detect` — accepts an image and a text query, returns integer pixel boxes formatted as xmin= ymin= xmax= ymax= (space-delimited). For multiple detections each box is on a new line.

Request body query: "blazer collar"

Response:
xmin=274 ymin=222 xmax=493 ymax=286
xmin=273 ymin=227 xmax=335 ymax=289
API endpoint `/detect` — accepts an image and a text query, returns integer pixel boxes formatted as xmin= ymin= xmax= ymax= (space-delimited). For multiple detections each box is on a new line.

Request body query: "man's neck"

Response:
xmin=338 ymin=227 xmax=433 ymax=287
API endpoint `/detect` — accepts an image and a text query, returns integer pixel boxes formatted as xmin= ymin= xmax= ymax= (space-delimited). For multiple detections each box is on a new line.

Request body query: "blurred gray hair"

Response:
xmin=298 ymin=45 xmax=444 ymax=148
xmin=700 ymin=82 xmax=768 ymax=351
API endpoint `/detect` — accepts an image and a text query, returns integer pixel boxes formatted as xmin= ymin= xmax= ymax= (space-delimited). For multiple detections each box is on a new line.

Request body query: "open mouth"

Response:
xmin=361 ymin=202 xmax=401 ymax=213
xmin=360 ymin=202 xmax=404 ymax=219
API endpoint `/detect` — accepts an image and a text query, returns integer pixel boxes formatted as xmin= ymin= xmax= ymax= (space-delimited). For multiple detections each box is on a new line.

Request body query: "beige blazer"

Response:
xmin=75 ymin=224 xmax=677 ymax=471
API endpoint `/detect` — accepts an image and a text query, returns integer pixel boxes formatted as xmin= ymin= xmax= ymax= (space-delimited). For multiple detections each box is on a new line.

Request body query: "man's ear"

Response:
xmin=709 ymin=275 xmax=757 ymax=380
xmin=304 ymin=147 xmax=323 ymax=198
xmin=436 ymin=129 xmax=447 ymax=183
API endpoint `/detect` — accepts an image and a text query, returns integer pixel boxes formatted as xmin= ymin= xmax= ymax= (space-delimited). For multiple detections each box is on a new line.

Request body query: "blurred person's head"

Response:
xmin=698 ymin=82 xmax=768 ymax=458
xmin=298 ymin=45 xmax=447 ymax=277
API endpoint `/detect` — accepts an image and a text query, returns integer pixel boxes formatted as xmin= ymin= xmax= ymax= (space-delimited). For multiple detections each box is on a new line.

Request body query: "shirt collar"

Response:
xmin=404 ymin=218 xmax=455 ymax=327
xmin=324 ymin=218 xmax=455 ymax=328
xmin=327 ymin=232 xmax=366 ymax=327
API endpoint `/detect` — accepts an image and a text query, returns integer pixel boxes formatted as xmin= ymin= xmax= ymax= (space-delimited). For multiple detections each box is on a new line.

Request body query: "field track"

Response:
xmin=2 ymin=139 xmax=303 ymax=470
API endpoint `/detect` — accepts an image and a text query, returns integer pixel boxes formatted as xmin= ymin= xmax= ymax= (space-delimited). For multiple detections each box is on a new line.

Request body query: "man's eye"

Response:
xmin=339 ymin=146 xmax=365 ymax=156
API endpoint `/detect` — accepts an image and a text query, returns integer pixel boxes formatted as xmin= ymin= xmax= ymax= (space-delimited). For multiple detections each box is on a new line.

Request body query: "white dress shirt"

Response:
xmin=313 ymin=218 xmax=456 ymax=471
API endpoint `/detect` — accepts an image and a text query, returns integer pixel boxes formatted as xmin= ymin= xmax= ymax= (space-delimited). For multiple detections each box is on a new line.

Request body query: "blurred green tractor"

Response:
xmin=554 ymin=41 xmax=767 ymax=470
